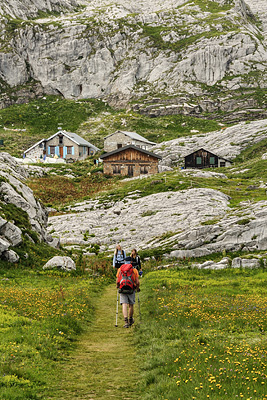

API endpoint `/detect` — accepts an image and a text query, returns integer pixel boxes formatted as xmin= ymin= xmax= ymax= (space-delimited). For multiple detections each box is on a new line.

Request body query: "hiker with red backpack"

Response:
xmin=116 ymin=256 xmax=140 ymax=328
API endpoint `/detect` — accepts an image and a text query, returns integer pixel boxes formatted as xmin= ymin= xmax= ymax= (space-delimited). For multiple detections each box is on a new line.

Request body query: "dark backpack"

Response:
xmin=118 ymin=264 xmax=135 ymax=294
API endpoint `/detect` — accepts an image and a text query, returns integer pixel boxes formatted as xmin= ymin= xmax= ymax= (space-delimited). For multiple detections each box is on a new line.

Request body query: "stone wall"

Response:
xmin=26 ymin=142 xmax=45 ymax=160
xmin=104 ymin=132 xmax=154 ymax=152
xmin=47 ymin=135 xmax=76 ymax=159
xmin=104 ymin=132 xmax=132 ymax=152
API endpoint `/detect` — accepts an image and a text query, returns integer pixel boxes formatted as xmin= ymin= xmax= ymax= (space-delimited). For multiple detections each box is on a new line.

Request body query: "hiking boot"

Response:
xmin=129 ymin=317 xmax=134 ymax=326
xmin=123 ymin=317 xmax=129 ymax=328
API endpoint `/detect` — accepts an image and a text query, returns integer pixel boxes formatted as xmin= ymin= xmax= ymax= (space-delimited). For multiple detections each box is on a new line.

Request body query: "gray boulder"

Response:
xmin=197 ymin=257 xmax=230 ymax=270
xmin=43 ymin=256 xmax=76 ymax=271
xmin=0 ymin=238 xmax=11 ymax=253
xmin=2 ymin=250 xmax=20 ymax=263
xmin=0 ymin=222 xmax=22 ymax=246
xmin=232 ymin=257 xmax=260 ymax=269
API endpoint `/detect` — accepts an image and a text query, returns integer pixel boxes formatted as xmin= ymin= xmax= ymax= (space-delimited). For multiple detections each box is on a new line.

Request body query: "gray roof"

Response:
xmin=53 ymin=130 xmax=99 ymax=150
xmin=24 ymin=130 xmax=99 ymax=154
xmin=104 ymin=130 xmax=156 ymax=145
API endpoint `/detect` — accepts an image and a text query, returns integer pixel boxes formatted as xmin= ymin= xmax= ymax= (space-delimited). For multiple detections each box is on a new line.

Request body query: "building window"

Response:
xmin=117 ymin=144 xmax=122 ymax=149
xmin=39 ymin=143 xmax=43 ymax=148
xmin=140 ymin=165 xmax=148 ymax=174
xmin=210 ymin=157 xmax=215 ymax=165
xmin=196 ymin=157 xmax=202 ymax=165
xmin=67 ymin=146 xmax=73 ymax=154
xmin=50 ymin=146 xmax=55 ymax=155
xmin=112 ymin=165 xmax=121 ymax=174
xmin=59 ymin=136 xmax=63 ymax=145
xmin=220 ymin=161 xmax=226 ymax=167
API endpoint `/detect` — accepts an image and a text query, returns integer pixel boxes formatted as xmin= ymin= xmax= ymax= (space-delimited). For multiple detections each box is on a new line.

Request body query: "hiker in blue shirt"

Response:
xmin=113 ymin=244 xmax=126 ymax=268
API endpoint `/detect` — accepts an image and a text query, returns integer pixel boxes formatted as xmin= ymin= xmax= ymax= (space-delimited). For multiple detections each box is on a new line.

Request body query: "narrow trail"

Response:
xmin=49 ymin=284 xmax=140 ymax=400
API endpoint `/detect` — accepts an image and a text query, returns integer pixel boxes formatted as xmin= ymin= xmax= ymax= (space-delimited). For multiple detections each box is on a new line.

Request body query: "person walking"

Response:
xmin=130 ymin=248 xmax=142 ymax=273
xmin=116 ymin=257 xmax=140 ymax=328
xmin=113 ymin=244 xmax=126 ymax=268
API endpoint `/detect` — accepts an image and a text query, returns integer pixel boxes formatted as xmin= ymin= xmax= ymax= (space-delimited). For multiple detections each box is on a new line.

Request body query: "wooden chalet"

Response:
xmin=100 ymin=145 xmax=162 ymax=177
xmin=184 ymin=148 xmax=233 ymax=169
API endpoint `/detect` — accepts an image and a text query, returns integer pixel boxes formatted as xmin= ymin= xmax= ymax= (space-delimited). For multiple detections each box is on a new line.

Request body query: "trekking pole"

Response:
xmin=115 ymin=289 xmax=119 ymax=327
xmin=138 ymin=291 xmax=141 ymax=321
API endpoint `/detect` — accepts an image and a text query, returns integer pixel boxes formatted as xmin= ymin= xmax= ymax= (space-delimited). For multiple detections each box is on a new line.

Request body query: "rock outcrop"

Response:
xmin=0 ymin=152 xmax=49 ymax=262
xmin=0 ymin=0 xmax=267 ymax=114
xmin=47 ymin=172 xmax=267 ymax=259
xmin=43 ymin=255 xmax=76 ymax=271
xmin=192 ymin=256 xmax=262 ymax=270
xmin=153 ymin=119 xmax=267 ymax=168
xmin=0 ymin=0 xmax=79 ymax=19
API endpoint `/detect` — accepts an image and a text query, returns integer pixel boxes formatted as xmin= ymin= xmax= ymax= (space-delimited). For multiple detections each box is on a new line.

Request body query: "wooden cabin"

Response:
xmin=184 ymin=148 xmax=232 ymax=169
xmin=100 ymin=145 xmax=162 ymax=177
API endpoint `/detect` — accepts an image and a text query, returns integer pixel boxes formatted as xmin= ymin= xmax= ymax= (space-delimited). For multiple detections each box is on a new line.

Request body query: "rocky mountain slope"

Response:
xmin=47 ymin=170 xmax=267 ymax=258
xmin=0 ymin=153 xmax=54 ymax=263
xmin=47 ymin=117 xmax=267 ymax=259
xmin=1 ymin=0 xmax=267 ymax=119
xmin=154 ymin=119 xmax=267 ymax=168
xmin=0 ymin=0 xmax=78 ymax=19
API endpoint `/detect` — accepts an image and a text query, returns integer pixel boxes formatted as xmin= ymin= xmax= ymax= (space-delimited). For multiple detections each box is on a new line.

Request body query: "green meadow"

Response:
xmin=0 ymin=265 xmax=110 ymax=400
xmin=137 ymin=266 xmax=267 ymax=400
xmin=1 ymin=261 xmax=267 ymax=400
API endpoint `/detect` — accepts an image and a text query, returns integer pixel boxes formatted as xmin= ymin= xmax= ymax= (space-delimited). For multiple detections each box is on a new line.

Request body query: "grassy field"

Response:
xmin=0 ymin=261 xmax=113 ymax=400
xmin=0 ymin=95 xmax=222 ymax=157
xmin=136 ymin=267 xmax=267 ymax=400
xmin=2 ymin=263 xmax=267 ymax=400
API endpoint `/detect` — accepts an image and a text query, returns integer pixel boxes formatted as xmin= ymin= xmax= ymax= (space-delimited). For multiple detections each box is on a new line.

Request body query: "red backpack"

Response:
xmin=118 ymin=264 xmax=135 ymax=294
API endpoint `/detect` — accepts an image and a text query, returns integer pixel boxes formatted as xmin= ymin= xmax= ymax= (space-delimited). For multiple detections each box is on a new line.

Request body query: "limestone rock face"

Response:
xmin=48 ymin=187 xmax=231 ymax=252
xmin=1 ymin=0 xmax=267 ymax=110
xmin=0 ymin=0 xmax=79 ymax=19
xmin=0 ymin=152 xmax=49 ymax=262
xmin=48 ymin=170 xmax=267 ymax=259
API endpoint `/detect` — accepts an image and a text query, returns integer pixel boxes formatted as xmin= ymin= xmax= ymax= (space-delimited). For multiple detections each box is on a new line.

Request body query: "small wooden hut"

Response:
xmin=100 ymin=145 xmax=162 ymax=177
xmin=184 ymin=148 xmax=232 ymax=169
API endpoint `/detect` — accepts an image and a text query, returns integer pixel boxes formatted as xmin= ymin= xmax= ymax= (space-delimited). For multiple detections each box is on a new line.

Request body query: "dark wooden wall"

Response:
xmin=185 ymin=149 xmax=218 ymax=169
